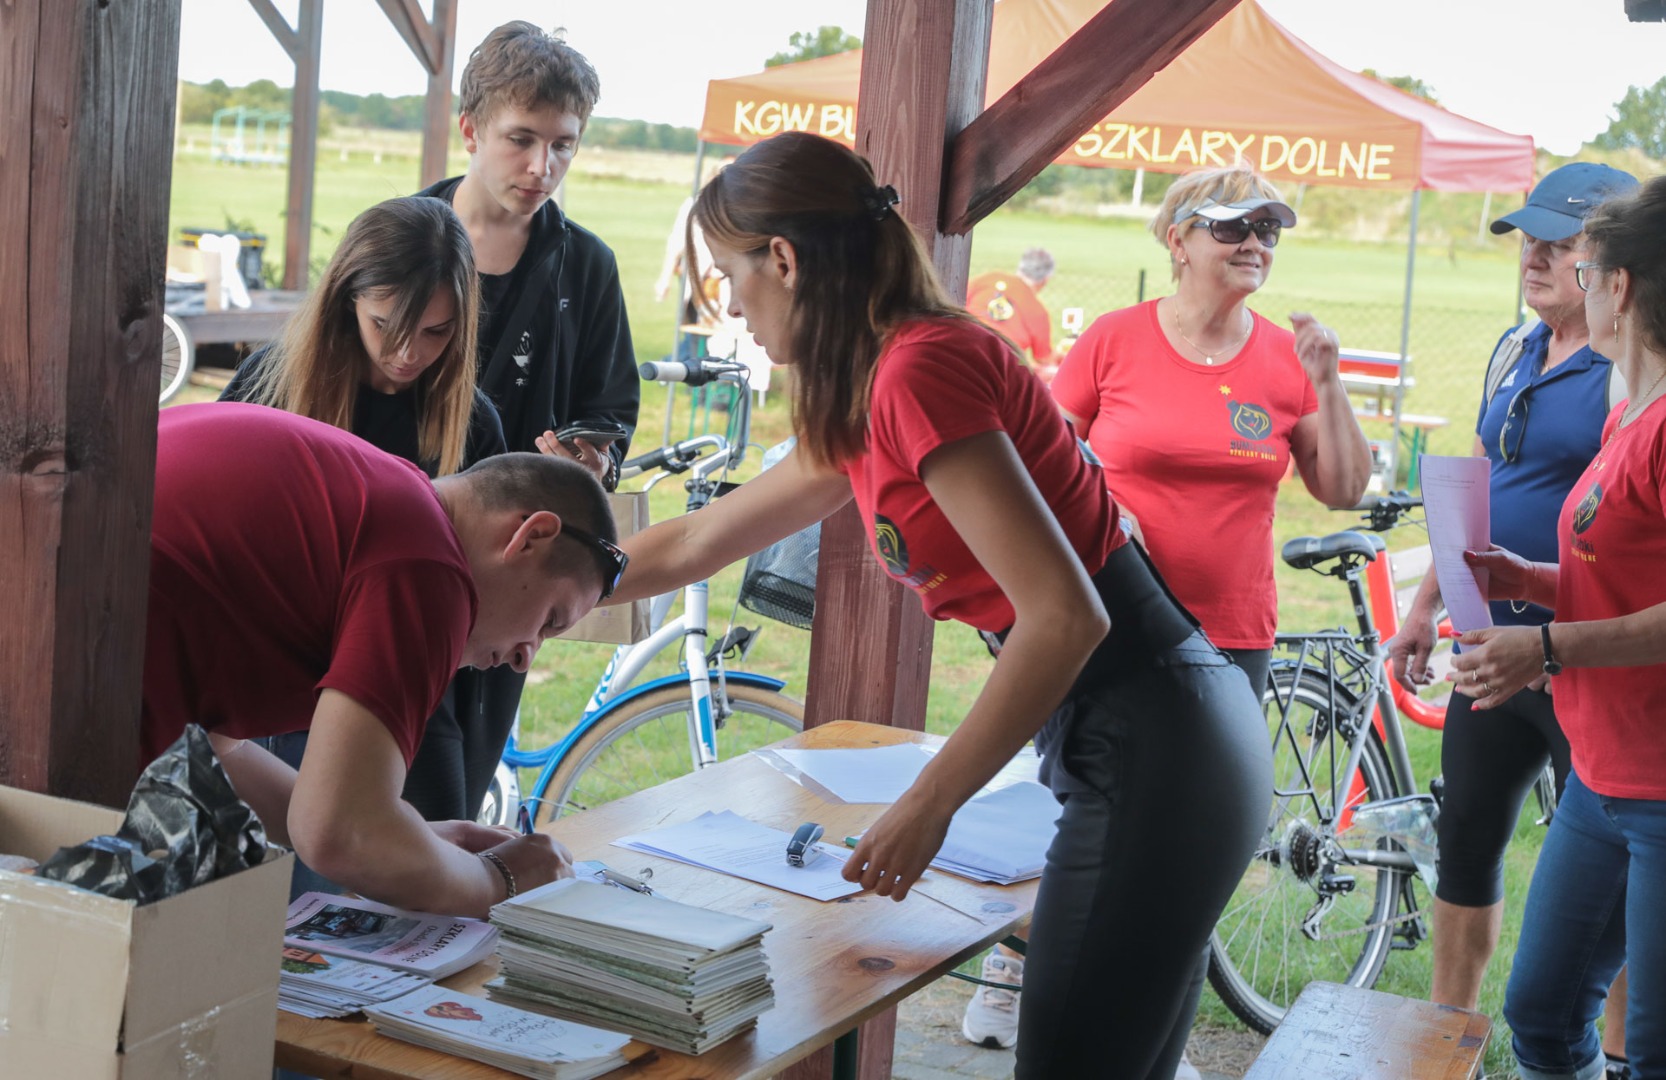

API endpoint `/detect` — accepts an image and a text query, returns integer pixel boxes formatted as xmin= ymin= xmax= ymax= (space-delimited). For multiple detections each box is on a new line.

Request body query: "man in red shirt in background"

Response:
xmin=144 ymin=403 xmax=623 ymax=918
xmin=966 ymin=247 xmax=1057 ymax=377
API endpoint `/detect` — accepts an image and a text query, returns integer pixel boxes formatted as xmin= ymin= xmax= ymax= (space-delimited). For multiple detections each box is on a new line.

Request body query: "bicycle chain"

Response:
xmin=1307 ymin=906 xmax=1422 ymax=941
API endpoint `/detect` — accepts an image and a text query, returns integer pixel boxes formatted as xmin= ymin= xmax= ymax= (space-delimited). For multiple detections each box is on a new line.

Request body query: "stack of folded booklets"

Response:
xmin=364 ymin=984 xmax=633 ymax=1080
xmin=276 ymin=892 xmax=499 ymax=1018
xmin=486 ymin=878 xmax=774 ymax=1054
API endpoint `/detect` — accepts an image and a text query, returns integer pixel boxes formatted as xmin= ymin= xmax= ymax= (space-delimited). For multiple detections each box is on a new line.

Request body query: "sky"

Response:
xmin=176 ymin=0 xmax=1666 ymax=156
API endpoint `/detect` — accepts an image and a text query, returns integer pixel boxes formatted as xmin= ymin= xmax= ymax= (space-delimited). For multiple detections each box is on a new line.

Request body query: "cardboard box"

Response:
xmin=558 ymin=490 xmax=651 ymax=646
xmin=0 ymin=786 xmax=293 ymax=1079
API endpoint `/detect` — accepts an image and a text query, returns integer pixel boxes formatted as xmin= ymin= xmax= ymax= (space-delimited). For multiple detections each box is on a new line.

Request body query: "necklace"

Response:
xmin=1620 ymin=364 xmax=1666 ymax=429
xmin=1174 ymin=304 xmax=1252 ymax=365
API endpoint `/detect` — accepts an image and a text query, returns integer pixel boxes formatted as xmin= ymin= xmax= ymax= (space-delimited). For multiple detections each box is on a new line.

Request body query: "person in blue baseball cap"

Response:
xmin=1491 ymin=162 xmax=1641 ymax=243
xmin=1389 ymin=158 xmax=1639 ymax=1080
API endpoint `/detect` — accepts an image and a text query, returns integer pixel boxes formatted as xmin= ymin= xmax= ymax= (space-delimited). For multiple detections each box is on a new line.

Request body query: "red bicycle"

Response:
xmin=1208 ymin=492 xmax=1555 ymax=1033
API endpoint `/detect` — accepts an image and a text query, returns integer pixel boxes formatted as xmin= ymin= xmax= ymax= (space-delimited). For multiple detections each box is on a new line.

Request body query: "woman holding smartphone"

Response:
xmin=608 ymin=132 xmax=1270 ymax=1080
xmin=223 ymin=195 xmax=508 ymax=830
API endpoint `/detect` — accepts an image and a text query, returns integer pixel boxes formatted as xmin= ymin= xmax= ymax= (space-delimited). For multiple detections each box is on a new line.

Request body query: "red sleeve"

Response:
xmin=1049 ymin=316 xmax=1111 ymax=422
xmin=871 ymin=324 xmax=1010 ymax=475
xmin=320 ymin=560 xmax=475 ymax=767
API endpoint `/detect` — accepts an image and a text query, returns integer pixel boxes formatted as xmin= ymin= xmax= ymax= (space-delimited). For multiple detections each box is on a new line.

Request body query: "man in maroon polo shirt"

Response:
xmin=145 ymin=403 xmax=623 ymax=918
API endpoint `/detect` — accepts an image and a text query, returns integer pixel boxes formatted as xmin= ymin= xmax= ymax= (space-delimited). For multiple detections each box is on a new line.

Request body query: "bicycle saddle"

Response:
xmin=1281 ymin=530 xmax=1385 ymax=571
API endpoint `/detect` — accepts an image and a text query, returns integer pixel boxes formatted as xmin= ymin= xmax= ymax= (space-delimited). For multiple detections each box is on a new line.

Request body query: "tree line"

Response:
xmin=177 ymin=79 xmax=699 ymax=153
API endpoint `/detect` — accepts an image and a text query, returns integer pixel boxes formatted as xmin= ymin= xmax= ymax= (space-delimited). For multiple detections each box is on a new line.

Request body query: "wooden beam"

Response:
xmin=375 ymin=0 xmax=440 ymax=74
xmin=0 ymin=0 xmax=182 ymax=804
xmin=419 ymin=0 xmax=458 ymax=186
xmin=941 ymin=0 xmax=1241 ymax=235
xmin=281 ymin=0 xmax=322 ymax=290
xmin=793 ymin=1 xmax=992 ymax=1075
xmin=245 ymin=0 xmax=299 ymax=59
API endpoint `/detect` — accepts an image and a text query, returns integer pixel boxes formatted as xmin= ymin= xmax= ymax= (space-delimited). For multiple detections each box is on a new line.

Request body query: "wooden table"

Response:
xmin=175 ymin=289 xmax=305 ymax=347
xmin=276 ymin=721 xmax=1039 ymax=1080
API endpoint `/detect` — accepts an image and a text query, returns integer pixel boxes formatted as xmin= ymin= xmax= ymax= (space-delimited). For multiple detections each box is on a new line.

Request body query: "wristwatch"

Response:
xmin=1540 ymin=623 xmax=1563 ymax=676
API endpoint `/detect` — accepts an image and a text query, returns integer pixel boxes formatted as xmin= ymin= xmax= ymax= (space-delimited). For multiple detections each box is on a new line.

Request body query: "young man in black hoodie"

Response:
xmin=415 ymin=23 xmax=639 ymax=822
xmin=419 ymin=22 xmax=638 ymax=485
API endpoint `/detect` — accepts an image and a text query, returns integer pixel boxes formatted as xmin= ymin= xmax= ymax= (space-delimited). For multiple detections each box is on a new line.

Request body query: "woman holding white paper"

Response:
xmin=1452 ymin=176 xmax=1666 ymax=1080
xmin=1385 ymin=163 xmax=1638 ymax=1044
xmin=608 ymin=132 xmax=1270 ymax=1080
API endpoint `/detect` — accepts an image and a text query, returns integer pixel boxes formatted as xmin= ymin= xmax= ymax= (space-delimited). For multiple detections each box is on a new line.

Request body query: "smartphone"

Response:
xmin=554 ymin=420 xmax=628 ymax=447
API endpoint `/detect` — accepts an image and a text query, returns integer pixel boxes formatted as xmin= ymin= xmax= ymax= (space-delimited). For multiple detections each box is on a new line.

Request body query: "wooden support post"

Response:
xmin=941 ymin=0 xmax=1241 ymax=235
xmin=0 ymin=0 xmax=182 ymax=804
xmin=420 ymin=0 xmax=458 ymax=186
xmin=793 ymin=2 xmax=993 ymax=1078
xmin=374 ymin=0 xmax=457 ymax=186
xmin=282 ymin=0 xmax=322 ymax=290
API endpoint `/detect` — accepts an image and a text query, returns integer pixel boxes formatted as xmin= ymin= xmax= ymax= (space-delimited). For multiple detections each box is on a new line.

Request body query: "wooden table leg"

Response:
xmin=781 ymin=1009 xmax=896 ymax=1080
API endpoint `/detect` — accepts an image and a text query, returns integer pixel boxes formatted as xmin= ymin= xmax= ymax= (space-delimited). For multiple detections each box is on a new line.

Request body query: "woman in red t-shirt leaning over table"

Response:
xmin=1051 ymin=166 xmax=1374 ymax=701
xmin=607 ymin=132 xmax=1271 ymax=1080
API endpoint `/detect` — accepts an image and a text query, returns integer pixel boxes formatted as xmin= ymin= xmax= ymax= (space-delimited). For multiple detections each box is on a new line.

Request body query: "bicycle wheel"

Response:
xmin=1208 ymin=668 xmax=1409 ymax=1033
xmin=159 ymin=313 xmax=193 ymax=404
xmin=534 ymin=683 xmax=803 ymax=824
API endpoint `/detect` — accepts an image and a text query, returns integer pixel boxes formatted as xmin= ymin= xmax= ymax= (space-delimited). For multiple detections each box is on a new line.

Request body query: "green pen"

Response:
xmin=844 ymin=836 xmax=861 ymax=849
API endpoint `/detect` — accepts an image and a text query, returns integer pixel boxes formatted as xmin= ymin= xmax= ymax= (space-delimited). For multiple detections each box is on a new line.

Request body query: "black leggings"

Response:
xmin=1019 ymin=544 xmax=1272 ymax=1079
xmin=1435 ymin=685 xmax=1571 ymax=907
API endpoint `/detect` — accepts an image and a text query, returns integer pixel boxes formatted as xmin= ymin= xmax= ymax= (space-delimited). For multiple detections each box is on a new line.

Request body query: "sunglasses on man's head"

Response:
xmin=1191 ymin=216 xmax=1283 ymax=248
xmin=562 ymin=524 xmax=628 ymax=600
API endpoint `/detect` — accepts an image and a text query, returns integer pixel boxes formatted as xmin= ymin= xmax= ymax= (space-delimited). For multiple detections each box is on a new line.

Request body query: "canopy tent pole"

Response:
xmin=662 ymin=141 xmax=711 ymax=447
xmin=1393 ymin=189 xmax=1420 ymax=486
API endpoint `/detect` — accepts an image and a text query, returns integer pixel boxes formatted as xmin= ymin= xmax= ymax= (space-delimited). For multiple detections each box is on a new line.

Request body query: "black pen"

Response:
xmin=516 ymin=803 xmax=534 ymax=836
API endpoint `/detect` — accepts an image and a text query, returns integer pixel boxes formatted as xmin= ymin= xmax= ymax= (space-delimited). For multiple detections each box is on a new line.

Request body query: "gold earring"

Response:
xmin=1616 ymin=313 xmax=1623 ymax=338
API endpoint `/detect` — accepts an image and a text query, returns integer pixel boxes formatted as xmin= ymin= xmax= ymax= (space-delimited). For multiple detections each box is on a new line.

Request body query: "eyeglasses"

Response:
xmin=1574 ymin=260 xmax=1600 ymax=292
xmin=1192 ymin=217 xmax=1282 ymax=248
xmin=1499 ymin=383 xmax=1534 ymax=464
xmin=562 ymin=524 xmax=629 ymax=600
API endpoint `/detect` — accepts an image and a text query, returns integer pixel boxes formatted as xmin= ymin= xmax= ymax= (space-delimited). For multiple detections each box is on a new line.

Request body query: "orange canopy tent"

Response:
xmin=694 ymin=1 xmax=1534 ymax=467
xmin=699 ymin=0 xmax=1534 ymax=193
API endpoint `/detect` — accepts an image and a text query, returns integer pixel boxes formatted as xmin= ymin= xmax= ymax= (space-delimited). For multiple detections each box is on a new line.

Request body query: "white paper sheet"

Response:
xmin=613 ymin=811 xmax=864 ymax=902
xmin=767 ymin=744 xmax=935 ymax=804
xmin=1418 ymin=455 xmax=1493 ymax=633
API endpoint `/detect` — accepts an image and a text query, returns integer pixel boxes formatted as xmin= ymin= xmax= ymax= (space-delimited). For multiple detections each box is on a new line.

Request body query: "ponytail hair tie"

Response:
xmin=862 ymin=184 xmax=901 ymax=221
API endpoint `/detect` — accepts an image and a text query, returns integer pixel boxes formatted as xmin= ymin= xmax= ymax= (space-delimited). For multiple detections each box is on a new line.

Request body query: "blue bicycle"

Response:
xmin=484 ymin=358 xmax=805 ymax=828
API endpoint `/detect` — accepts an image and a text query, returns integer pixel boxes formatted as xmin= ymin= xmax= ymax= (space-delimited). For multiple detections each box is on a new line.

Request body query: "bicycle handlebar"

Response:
xmin=620 ymin=434 xmax=729 ymax=481
xmin=1350 ymin=490 xmax=1424 ymax=533
xmin=638 ymin=357 xmax=750 ymax=387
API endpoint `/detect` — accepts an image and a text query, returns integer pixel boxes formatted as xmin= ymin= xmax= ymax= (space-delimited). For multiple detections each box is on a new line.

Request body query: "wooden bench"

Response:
xmin=1246 ymin=982 xmax=1489 ymax=1080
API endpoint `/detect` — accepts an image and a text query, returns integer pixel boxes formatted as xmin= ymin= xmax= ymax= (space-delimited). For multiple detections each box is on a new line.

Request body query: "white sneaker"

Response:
xmin=960 ymin=953 xmax=1022 ymax=1049
xmin=1174 ymin=1052 xmax=1203 ymax=1080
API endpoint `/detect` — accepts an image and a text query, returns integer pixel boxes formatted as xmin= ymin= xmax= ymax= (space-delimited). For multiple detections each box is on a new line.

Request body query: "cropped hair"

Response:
xmin=688 ymin=132 xmax=966 ymax=466
xmin=1584 ymin=175 xmax=1666 ymax=357
xmin=1151 ymin=166 xmax=1284 ymax=279
xmin=1017 ymin=247 xmax=1055 ymax=284
xmin=245 ymin=196 xmax=479 ymax=476
xmin=458 ymin=453 xmax=615 ymax=582
xmin=459 ymin=22 xmax=600 ymax=128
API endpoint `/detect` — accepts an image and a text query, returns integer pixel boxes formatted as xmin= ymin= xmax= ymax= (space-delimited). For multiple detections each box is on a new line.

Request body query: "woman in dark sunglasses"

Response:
xmin=610 ymin=133 xmax=1271 ymax=1080
xmin=1053 ymin=166 xmax=1371 ymax=700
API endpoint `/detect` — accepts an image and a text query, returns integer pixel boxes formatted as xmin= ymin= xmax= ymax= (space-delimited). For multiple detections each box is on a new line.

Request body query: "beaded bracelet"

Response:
xmin=479 ymin=850 xmax=517 ymax=900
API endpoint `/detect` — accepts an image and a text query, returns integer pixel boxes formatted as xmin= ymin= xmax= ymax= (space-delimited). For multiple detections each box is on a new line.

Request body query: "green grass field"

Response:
xmin=167 ymin=144 xmax=1556 ymax=1076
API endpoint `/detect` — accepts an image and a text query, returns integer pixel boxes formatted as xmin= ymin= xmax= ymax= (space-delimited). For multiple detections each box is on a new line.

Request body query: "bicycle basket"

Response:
xmin=738 ymin=521 xmax=819 ymax=630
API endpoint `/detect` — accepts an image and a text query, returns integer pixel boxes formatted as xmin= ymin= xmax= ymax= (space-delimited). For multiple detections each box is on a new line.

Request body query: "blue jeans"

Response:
xmin=1506 ymin=772 xmax=1666 ymax=1079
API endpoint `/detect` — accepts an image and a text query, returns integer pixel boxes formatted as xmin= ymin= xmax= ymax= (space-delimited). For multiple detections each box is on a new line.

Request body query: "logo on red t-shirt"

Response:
xmin=1228 ymin=400 xmax=1273 ymax=441
xmin=875 ymin=516 xmax=910 ymax=575
xmin=874 ymin=514 xmax=946 ymax=593
xmin=1573 ymin=482 xmax=1603 ymax=534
